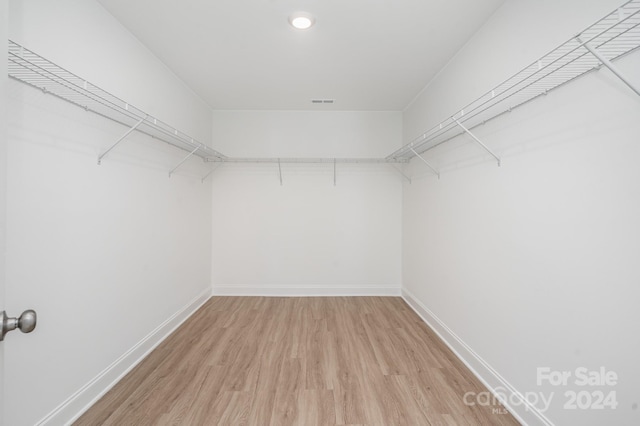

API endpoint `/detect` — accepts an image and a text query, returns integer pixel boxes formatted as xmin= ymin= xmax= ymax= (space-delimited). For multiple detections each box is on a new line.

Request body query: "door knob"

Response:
xmin=0 ymin=310 xmax=37 ymax=341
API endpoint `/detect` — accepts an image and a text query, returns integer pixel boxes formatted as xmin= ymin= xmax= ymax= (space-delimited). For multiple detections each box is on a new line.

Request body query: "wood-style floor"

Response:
xmin=75 ymin=297 xmax=520 ymax=426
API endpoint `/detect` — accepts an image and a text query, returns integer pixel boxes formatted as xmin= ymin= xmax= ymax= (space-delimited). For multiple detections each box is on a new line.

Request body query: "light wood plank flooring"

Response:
xmin=75 ymin=297 xmax=520 ymax=425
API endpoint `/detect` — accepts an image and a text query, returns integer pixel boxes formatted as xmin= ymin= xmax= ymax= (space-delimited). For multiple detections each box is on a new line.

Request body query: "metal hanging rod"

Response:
xmin=206 ymin=157 xmax=408 ymax=164
xmin=388 ymin=0 xmax=640 ymax=162
xmin=8 ymin=40 xmax=226 ymax=164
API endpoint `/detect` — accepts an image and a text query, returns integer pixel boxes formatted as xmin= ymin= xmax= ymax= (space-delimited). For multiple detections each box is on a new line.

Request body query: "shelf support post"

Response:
xmin=410 ymin=148 xmax=440 ymax=179
xmin=577 ymin=36 xmax=640 ymax=97
xmin=390 ymin=164 xmax=411 ymax=184
xmin=168 ymin=146 xmax=200 ymax=177
xmin=278 ymin=158 xmax=283 ymax=186
xmin=453 ymin=118 xmax=501 ymax=166
xmin=97 ymin=116 xmax=146 ymax=165
xmin=201 ymin=163 xmax=222 ymax=183
xmin=333 ymin=158 xmax=337 ymax=186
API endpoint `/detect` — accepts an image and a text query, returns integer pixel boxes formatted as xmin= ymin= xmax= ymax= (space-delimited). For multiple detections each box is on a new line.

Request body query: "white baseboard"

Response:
xmin=401 ymin=288 xmax=554 ymax=426
xmin=212 ymin=285 xmax=401 ymax=297
xmin=37 ymin=288 xmax=212 ymax=426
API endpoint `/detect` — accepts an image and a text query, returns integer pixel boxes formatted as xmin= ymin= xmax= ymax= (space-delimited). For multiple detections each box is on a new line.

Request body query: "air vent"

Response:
xmin=311 ymin=99 xmax=335 ymax=104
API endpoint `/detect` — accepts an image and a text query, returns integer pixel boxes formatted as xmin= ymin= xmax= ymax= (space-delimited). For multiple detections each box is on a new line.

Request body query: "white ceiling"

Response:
xmin=97 ymin=0 xmax=505 ymax=111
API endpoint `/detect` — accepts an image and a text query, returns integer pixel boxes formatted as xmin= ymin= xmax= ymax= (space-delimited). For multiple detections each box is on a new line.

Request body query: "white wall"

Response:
xmin=211 ymin=110 xmax=403 ymax=295
xmin=402 ymin=1 xmax=640 ymax=425
xmin=8 ymin=0 xmax=212 ymax=146
xmin=6 ymin=1 xmax=213 ymax=425
xmin=1 ymin=1 xmax=9 ymax=424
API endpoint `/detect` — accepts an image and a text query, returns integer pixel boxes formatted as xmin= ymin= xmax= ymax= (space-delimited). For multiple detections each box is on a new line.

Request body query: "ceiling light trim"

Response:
xmin=289 ymin=12 xmax=315 ymax=30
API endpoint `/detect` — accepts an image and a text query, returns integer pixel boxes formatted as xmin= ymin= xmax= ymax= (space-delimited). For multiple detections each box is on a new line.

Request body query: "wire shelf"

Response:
xmin=7 ymin=41 xmax=400 ymax=165
xmin=387 ymin=0 xmax=640 ymax=161
xmin=8 ymin=40 xmax=226 ymax=161
xmin=207 ymin=157 xmax=406 ymax=164
xmin=7 ymin=0 xmax=639 ymax=169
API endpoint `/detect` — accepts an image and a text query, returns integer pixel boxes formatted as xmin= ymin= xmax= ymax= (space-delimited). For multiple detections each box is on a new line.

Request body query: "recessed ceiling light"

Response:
xmin=289 ymin=12 xmax=315 ymax=30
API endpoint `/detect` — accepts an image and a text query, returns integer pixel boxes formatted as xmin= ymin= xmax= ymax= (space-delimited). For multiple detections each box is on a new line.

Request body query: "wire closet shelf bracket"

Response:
xmin=7 ymin=40 xmax=228 ymax=176
xmin=7 ymin=0 xmax=640 ymax=179
xmin=7 ymin=41 xmax=406 ymax=177
xmin=387 ymin=0 xmax=640 ymax=173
